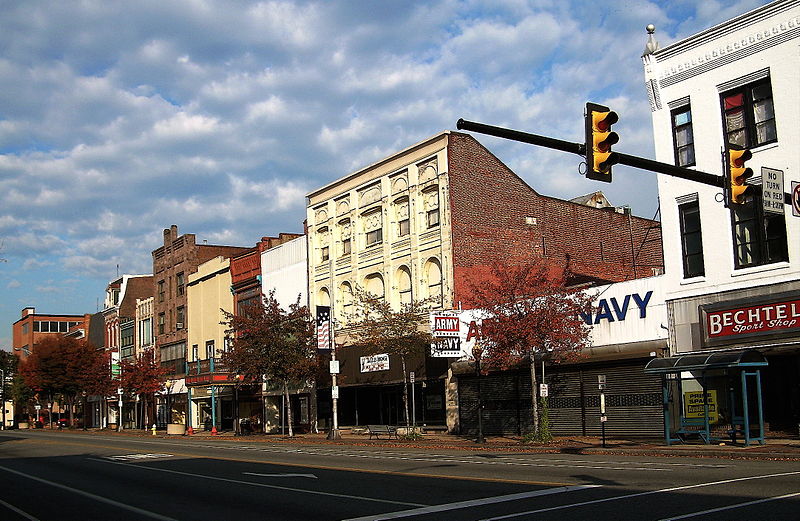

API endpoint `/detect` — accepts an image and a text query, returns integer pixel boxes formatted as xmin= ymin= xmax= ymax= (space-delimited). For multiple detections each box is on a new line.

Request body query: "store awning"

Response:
xmin=644 ymin=350 xmax=768 ymax=374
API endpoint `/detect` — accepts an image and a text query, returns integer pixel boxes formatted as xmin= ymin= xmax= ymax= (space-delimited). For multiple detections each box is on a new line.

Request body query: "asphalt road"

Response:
xmin=1 ymin=430 xmax=799 ymax=520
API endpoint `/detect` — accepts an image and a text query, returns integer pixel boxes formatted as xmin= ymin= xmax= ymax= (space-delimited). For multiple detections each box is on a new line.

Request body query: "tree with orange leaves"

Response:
xmin=120 ymin=347 xmax=166 ymax=428
xmin=466 ymin=258 xmax=593 ymax=439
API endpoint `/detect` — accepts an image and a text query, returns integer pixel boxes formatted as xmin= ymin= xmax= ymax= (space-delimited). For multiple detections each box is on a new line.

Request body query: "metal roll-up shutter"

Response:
xmin=547 ymin=360 xmax=663 ymax=437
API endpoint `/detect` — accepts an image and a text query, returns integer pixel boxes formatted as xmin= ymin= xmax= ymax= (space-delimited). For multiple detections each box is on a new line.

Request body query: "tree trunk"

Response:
xmin=234 ymin=387 xmax=240 ymax=436
xmin=284 ymin=379 xmax=294 ymax=437
xmin=401 ymin=356 xmax=410 ymax=429
xmin=529 ymin=357 xmax=539 ymax=435
xmin=143 ymin=394 xmax=148 ymax=429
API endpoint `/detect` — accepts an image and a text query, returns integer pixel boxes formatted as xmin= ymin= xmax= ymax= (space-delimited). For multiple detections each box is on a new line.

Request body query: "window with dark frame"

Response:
xmin=426 ymin=208 xmax=440 ymax=228
xmin=730 ymin=191 xmax=788 ymax=269
xmin=158 ymin=313 xmax=165 ymax=335
xmin=678 ymin=201 xmax=704 ymax=278
xmin=721 ymin=78 xmax=777 ymax=149
xmin=671 ymin=106 xmax=695 ymax=167
xmin=176 ymin=272 xmax=185 ymax=296
xmin=176 ymin=306 xmax=185 ymax=329
xmin=321 ymin=245 xmax=329 ymax=262
xmin=341 ymin=238 xmax=351 ymax=255
xmin=158 ymin=280 xmax=165 ymax=302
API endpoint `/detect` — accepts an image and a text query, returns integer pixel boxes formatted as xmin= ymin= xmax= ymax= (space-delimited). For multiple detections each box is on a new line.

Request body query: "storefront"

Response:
xmin=666 ymin=282 xmax=800 ymax=437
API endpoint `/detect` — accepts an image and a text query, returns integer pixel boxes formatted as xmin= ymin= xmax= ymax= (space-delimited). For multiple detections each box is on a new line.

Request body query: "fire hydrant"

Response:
xmin=151 ymin=424 xmax=157 ymax=436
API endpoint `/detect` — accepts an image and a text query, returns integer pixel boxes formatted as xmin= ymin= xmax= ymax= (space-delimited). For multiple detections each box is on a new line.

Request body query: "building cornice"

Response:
xmin=654 ymin=0 xmax=798 ymax=60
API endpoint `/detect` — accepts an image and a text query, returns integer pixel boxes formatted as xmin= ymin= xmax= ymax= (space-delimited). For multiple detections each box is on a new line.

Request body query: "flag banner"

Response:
xmin=316 ymin=305 xmax=331 ymax=350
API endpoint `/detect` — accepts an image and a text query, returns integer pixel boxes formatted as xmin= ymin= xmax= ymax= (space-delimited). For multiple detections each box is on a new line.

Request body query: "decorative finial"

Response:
xmin=642 ymin=24 xmax=659 ymax=56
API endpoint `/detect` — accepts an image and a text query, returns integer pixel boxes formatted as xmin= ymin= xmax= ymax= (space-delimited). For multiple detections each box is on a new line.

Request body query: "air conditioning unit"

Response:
xmin=176 ymin=322 xmax=184 ymax=329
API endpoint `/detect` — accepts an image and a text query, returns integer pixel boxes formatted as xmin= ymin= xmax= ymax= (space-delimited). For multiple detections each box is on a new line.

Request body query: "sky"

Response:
xmin=0 ymin=0 xmax=771 ymax=349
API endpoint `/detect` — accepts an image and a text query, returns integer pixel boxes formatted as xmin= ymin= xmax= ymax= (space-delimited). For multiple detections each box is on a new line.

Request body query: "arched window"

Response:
xmin=423 ymin=259 xmax=442 ymax=306
xmin=365 ymin=273 xmax=385 ymax=302
xmin=396 ymin=266 xmax=412 ymax=307
xmin=318 ymin=287 xmax=331 ymax=308
xmin=338 ymin=281 xmax=353 ymax=321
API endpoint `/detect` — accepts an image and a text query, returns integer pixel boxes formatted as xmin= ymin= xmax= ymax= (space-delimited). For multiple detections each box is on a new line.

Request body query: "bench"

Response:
xmin=676 ymin=418 xmax=711 ymax=443
xmin=367 ymin=425 xmax=397 ymax=439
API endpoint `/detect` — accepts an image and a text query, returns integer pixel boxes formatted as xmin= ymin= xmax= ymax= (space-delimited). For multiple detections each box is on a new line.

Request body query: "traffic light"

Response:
xmin=585 ymin=102 xmax=619 ymax=182
xmin=725 ymin=145 xmax=753 ymax=205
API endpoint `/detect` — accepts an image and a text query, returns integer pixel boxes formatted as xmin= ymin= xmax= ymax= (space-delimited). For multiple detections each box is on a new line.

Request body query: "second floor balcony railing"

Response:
xmin=186 ymin=358 xmax=230 ymax=376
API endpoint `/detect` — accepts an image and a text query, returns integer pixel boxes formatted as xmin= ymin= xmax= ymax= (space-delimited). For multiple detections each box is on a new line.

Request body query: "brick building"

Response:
xmin=12 ymin=307 xmax=91 ymax=361
xmin=151 ymin=225 xmax=250 ymax=427
xmin=306 ymin=131 xmax=663 ymax=434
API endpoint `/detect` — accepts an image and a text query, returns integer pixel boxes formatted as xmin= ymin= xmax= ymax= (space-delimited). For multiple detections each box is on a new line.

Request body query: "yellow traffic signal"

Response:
xmin=727 ymin=146 xmax=753 ymax=205
xmin=585 ymin=102 xmax=619 ymax=182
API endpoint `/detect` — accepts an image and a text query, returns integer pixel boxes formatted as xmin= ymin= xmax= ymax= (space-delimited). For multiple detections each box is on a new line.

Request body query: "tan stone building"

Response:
xmin=307 ymin=131 xmax=663 ymax=433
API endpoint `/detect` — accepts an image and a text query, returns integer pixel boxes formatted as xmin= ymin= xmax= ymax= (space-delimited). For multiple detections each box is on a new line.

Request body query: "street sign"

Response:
xmin=34 ymin=404 xmax=42 ymax=410
xmin=792 ymin=181 xmax=799 ymax=217
xmin=409 ymin=371 xmax=415 ymax=383
xmin=331 ymin=386 xmax=339 ymax=399
xmin=598 ymin=374 xmax=606 ymax=391
xmin=539 ymin=384 xmax=549 ymax=397
xmin=329 ymin=360 xmax=340 ymax=374
xmin=761 ymin=167 xmax=784 ymax=215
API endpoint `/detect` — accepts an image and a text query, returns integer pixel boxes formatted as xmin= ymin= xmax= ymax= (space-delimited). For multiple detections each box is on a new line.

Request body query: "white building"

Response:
xmin=643 ymin=0 xmax=799 ymax=436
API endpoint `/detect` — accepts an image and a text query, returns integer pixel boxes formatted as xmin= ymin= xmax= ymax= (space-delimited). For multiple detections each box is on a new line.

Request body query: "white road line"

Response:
xmin=659 ymin=491 xmax=800 ymax=520
xmin=89 ymin=457 xmax=423 ymax=507
xmin=0 ymin=498 xmax=41 ymax=521
xmin=244 ymin=472 xmax=318 ymax=479
xmin=479 ymin=470 xmax=800 ymax=520
xmin=342 ymin=485 xmax=601 ymax=521
xmin=0 ymin=464 xmax=178 ymax=521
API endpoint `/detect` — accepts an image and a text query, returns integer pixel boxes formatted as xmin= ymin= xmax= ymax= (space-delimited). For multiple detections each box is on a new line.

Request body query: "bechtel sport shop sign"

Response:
xmin=702 ymin=296 xmax=800 ymax=344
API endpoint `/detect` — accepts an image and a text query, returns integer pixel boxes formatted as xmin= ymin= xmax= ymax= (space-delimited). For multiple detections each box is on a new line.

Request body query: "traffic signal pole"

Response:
xmin=456 ymin=118 xmax=723 ymax=189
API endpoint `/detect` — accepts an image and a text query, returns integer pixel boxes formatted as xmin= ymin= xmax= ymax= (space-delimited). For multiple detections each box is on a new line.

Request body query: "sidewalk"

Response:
xmin=83 ymin=426 xmax=800 ymax=461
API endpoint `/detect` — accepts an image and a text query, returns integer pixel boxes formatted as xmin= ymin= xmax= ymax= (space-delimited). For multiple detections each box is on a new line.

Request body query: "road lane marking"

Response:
xmin=659 ymin=491 xmax=800 ymax=520
xmin=0 ymin=464 xmax=178 ymax=521
xmin=90 ymin=457 xmax=424 ymax=507
xmin=0 ymin=498 xmax=41 ymax=521
xmin=244 ymin=472 xmax=318 ymax=479
xmin=106 ymin=453 xmax=174 ymax=461
xmin=26 ymin=437 xmax=572 ymax=487
xmin=479 ymin=470 xmax=800 ymax=520
xmin=342 ymin=485 xmax=601 ymax=521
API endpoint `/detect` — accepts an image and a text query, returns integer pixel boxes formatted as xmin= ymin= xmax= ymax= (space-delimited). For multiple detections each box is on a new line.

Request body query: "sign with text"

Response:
xmin=761 ymin=167 xmax=784 ymax=215
xmin=703 ymin=297 xmax=800 ymax=342
xmin=430 ymin=311 xmax=461 ymax=337
xmin=360 ymin=353 xmax=389 ymax=373
xmin=684 ymin=390 xmax=718 ymax=423
xmin=430 ymin=337 xmax=462 ymax=358
xmin=792 ymin=181 xmax=800 ymax=217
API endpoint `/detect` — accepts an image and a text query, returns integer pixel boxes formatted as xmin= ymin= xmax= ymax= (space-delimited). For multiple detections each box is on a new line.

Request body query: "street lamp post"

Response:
xmin=474 ymin=345 xmax=485 ymax=444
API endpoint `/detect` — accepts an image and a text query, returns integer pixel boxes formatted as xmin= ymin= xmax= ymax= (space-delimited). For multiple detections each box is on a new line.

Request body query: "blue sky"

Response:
xmin=0 ymin=0 xmax=770 ymax=349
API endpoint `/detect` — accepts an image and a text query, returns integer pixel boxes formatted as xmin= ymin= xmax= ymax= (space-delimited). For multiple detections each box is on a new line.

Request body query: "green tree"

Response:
xmin=222 ymin=291 xmax=316 ymax=437
xmin=346 ymin=287 xmax=436 ymax=429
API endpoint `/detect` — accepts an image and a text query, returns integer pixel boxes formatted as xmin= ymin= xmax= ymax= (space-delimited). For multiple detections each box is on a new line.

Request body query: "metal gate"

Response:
xmin=458 ymin=359 xmax=663 ymax=437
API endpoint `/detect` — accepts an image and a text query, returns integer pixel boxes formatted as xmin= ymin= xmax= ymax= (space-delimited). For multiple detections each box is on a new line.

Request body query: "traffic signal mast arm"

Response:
xmin=456 ymin=118 xmax=724 ymax=189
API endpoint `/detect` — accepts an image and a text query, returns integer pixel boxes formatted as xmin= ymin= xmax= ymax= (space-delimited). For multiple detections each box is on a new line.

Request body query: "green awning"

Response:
xmin=644 ymin=349 xmax=768 ymax=373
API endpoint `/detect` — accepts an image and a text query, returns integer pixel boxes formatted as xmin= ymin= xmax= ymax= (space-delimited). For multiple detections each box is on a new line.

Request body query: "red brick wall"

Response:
xmin=446 ymin=133 xmax=663 ymax=305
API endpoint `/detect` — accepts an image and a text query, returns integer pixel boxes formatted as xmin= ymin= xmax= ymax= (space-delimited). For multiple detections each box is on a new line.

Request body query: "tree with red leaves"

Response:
xmin=120 ymin=347 xmax=166 ymax=428
xmin=20 ymin=335 xmax=111 ymax=427
xmin=222 ymin=291 xmax=316 ymax=437
xmin=466 ymin=258 xmax=593 ymax=439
